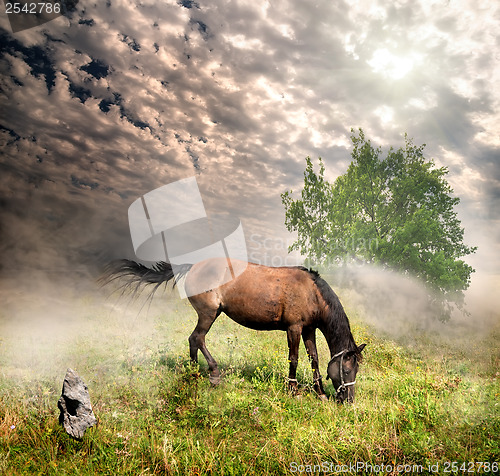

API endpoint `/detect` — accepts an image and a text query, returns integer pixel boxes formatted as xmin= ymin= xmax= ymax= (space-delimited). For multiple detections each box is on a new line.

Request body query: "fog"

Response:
xmin=329 ymin=264 xmax=500 ymax=346
xmin=1 ymin=255 xmax=498 ymax=387
xmin=0 ymin=271 xmax=180 ymax=383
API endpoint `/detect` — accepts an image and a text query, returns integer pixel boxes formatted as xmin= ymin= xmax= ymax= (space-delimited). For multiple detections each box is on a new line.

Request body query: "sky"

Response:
xmin=1 ymin=0 xmax=499 ymax=298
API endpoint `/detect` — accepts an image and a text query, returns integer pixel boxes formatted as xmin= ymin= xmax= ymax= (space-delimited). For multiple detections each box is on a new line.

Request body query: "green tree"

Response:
xmin=281 ymin=129 xmax=476 ymax=319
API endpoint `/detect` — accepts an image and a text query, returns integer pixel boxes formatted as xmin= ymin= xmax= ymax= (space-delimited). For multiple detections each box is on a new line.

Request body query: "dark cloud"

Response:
xmin=80 ymin=58 xmax=109 ymax=79
xmin=0 ymin=29 xmax=57 ymax=91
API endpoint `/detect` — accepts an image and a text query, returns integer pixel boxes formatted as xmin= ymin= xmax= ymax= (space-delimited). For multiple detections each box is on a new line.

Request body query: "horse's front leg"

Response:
xmin=302 ymin=327 xmax=327 ymax=401
xmin=286 ymin=325 xmax=302 ymax=394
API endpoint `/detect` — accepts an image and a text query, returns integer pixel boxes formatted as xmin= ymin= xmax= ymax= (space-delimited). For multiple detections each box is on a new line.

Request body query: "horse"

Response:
xmin=102 ymin=257 xmax=366 ymax=403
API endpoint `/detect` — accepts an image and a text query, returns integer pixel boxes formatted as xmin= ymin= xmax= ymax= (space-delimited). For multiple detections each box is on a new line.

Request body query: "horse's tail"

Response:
xmin=100 ymin=259 xmax=193 ymax=297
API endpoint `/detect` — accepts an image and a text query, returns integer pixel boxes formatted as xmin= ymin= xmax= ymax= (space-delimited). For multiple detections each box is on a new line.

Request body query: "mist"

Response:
xmin=0 ymin=267 xmax=188 ymax=386
xmin=327 ymin=263 xmax=500 ymax=346
xmin=1 ymin=253 xmax=498 ymax=389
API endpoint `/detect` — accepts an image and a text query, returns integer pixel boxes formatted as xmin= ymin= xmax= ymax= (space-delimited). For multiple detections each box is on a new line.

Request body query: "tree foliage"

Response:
xmin=282 ymin=129 xmax=476 ymax=318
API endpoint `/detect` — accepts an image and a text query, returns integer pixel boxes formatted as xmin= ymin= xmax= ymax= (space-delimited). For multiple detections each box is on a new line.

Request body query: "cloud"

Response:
xmin=0 ymin=0 xmax=498 ymax=291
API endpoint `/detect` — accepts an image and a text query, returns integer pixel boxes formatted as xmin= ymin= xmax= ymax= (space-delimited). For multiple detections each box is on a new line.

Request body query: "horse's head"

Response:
xmin=327 ymin=343 xmax=366 ymax=403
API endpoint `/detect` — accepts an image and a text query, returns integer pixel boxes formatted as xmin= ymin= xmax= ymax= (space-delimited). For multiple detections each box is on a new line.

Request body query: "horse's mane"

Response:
xmin=294 ymin=267 xmax=338 ymax=311
xmin=296 ymin=266 xmax=360 ymax=357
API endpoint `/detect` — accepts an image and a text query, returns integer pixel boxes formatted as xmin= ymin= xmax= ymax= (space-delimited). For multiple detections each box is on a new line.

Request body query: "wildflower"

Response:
xmin=10 ymin=425 xmax=15 ymax=430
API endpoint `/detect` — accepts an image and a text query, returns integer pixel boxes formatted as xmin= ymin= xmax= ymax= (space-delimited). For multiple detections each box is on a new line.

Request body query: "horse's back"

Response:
xmin=186 ymin=259 xmax=319 ymax=330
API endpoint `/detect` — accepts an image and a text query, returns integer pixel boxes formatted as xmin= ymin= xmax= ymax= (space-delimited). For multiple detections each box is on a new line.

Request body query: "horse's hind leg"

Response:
xmin=188 ymin=310 xmax=221 ymax=386
xmin=302 ymin=327 xmax=327 ymax=400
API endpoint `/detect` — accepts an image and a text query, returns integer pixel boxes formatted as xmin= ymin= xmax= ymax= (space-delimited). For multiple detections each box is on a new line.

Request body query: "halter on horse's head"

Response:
xmin=327 ymin=344 xmax=366 ymax=403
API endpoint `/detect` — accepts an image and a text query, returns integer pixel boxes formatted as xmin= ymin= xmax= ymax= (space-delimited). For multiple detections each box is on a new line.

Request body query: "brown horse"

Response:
xmin=103 ymin=258 xmax=366 ymax=403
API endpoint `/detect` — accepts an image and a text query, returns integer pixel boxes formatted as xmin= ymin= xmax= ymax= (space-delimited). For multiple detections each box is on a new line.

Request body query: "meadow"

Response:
xmin=0 ymin=284 xmax=498 ymax=475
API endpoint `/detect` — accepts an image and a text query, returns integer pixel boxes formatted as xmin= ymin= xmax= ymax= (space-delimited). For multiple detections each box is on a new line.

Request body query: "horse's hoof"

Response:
xmin=209 ymin=375 xmax=221 ymax=386
xmin=318 ymin=394 xmax=329 ymax=402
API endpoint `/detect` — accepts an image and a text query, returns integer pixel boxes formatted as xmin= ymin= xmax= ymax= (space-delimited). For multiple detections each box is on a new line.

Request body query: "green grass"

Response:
xmin=0 ymin=293 xmax=499 ymax=475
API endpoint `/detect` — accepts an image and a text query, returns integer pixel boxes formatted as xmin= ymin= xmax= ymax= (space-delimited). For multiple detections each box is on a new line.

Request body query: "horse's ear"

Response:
xmin=357 ymin=343 xmax=366 ymax=353
xmin=345 ymin=351 xmax=355 ymax=360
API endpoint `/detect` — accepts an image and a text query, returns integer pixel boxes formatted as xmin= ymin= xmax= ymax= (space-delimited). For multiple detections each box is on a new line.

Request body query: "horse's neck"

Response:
xmin=320 ymin=308 xmax=356 ymax=357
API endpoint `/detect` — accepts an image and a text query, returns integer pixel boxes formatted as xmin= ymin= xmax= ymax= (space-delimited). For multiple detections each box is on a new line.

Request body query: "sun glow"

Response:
xmin=368 ymin=48 xmax=415 ymax=80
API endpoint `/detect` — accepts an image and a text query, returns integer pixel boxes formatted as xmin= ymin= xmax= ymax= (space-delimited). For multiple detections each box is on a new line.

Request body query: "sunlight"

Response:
xmin=374 ymin=105 xmax=394 ymax=124
xmin=368 ymin=48 xmax=415 ymax=80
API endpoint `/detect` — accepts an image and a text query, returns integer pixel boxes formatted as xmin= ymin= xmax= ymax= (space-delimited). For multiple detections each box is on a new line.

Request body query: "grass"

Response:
xmin=0 ymin=291 xmax=499 ymax=475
